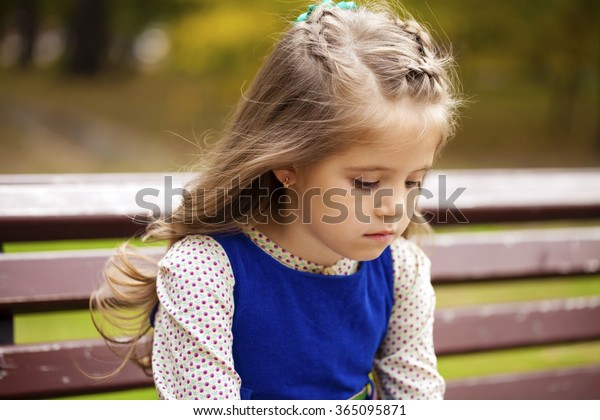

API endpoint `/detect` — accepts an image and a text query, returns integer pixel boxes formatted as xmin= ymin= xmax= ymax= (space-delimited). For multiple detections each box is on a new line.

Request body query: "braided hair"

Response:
xmin=285 ymin=2 xmax=459 ymax=139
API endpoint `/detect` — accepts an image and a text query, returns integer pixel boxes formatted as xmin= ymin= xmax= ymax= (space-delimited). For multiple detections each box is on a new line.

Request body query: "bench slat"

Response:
xmin=0 ymin=339 xmax=154 ymax=399
xmin=2 ymin=338 xmax=599 ymax=399
xmin=0 ymin=248 xmax=165 ymax=314
xmin=3 ymin=292 xmax=599 ymax=355
xmin=2 ymin=169 xmax=599 ymax=242
xmin=0 ymin=215 xmax=149 ymax=243
xmin=4 ymin=206 xmax=600 ymax=243
xmin=445 ymin=365 xmax=600 ymax=399
xmin=435 ymin=296 xmax=600 ymax=354
xmin=2 ymin=228 xmax=599 ymax=314
xmin=426 ymin=227 xmax=600 ymax=282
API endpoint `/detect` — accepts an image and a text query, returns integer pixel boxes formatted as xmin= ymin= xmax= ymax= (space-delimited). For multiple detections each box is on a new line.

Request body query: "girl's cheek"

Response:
xmin=357 ymin=195 xmax=378 ymax=222
xmin=344 ymin=198 xmax=357 ymax=221
xmin=317 ymin=193 xmax=352 ymax=225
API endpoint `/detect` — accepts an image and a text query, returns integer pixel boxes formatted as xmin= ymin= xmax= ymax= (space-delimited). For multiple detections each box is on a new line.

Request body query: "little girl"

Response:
xmin=91 ymin=0 xmax=460 ymax=400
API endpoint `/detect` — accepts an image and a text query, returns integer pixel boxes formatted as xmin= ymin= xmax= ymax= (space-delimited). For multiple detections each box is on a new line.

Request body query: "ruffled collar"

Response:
xmin=241 ymin=225 xmax=359 ymax=276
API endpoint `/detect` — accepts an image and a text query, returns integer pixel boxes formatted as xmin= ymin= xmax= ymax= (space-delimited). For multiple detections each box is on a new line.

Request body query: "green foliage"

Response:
xmin=168 ymin=5 xmax=272 ymax=76
xmin=53 ymin=387 xmax=158 ymax=400
xmin=165 ymin=1 xmax=307 ymax=76
xmin=4 ymin=238 xmax=165 ymax=252
xmin=108 ymin=0 xmax=201 ymax=35
xmin=439 ymin=340 xmax=600 ymax=380
xmin=436 ymin=275 xmax=600 ymax=308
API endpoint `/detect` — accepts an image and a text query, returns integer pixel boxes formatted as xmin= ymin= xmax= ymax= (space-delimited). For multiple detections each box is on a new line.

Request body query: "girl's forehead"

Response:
xmin=356 ymin=136 xmax=436 ymax=163
xmin=344 ymin=117 xmax=443 ymax=157
xmin=343 ymin=100 xmax=448 ymax=152
xmin=315 ymin=127 xmax=439 ymax=175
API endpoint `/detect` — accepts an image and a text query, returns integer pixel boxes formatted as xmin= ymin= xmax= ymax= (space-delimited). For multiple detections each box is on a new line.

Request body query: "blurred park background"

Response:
xmin=1 ymin=0 xmax=599 ymax=400
xmin=1 ymin=0 xmax=599 ymax=173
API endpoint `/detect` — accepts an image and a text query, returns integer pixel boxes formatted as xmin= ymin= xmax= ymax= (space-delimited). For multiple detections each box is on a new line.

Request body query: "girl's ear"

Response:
xmin=272 ymin=168 xmax=297 ymax=186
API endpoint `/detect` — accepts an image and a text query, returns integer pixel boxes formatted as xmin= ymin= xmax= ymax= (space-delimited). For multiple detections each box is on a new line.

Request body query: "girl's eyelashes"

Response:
xmin=405 ymin=180 xmax=423 ymax=189
xmin=352 ymin=178 xmax=423 ymax=191
xmin=352 ymin=178 xmax=380 ymax=190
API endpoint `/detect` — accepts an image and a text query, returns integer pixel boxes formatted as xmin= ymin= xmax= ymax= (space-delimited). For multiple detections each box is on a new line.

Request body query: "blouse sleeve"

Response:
xmin=373 ymin=237 xmax=445 ymax=400
xmin=151 ymin=235 xmax=241 ymax=399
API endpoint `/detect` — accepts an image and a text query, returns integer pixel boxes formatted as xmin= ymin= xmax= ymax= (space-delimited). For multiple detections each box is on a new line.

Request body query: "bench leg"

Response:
xmin=0 ymin=242 xmax=12 ymax=344
xmin=0 ymin=316 xmax=14 ymax=344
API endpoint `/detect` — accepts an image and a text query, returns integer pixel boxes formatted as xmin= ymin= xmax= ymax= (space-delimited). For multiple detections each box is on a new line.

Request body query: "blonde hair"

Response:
xmin=91 ymin=1 xmax=461 ymax=376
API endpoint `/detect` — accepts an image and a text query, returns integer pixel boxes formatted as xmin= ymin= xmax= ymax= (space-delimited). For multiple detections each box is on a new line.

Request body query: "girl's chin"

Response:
xmin=344 ymin=245 xmax=390 ymax=263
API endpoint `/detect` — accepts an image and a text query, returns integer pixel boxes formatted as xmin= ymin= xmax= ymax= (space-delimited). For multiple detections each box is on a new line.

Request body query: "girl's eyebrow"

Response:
xmin=415 ymin=165 xmax=432 ymax=172
xmin=345 ymin=165 xmax=394 ymax=171
xmin=345 ymin=165 xmax=432 ymax=172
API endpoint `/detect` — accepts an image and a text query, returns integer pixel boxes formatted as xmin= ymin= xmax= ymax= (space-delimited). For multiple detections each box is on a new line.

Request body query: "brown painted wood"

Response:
xmin=0 ymin=339 xmax=154 ymax=399
xmin=0 ymin=174 xmax=182 ymax=242
xmin=2 ymin=227 xmax=598 ymax=314
xmin=3 ymin=245 xmax=599 ymax=352
xmin=1 ymin=170 xmax=599 ymax=398
xmin=0 ymin=215 xmax=150 ymax=243
xmin=424 ymin=227 xmax=600 ymax=282
xmin=0 ymin=173 xmax=184 ymax=185
xmin=445 ymin=365 xmax=600 ymax=399
xmin=434 ymin=296 xmax=600 ymax=354
xmin=2 ymin=337 xmax=599 ymax=399
xmin=0 ymin=248 xmax=165 ymax=314
xmin=1 ymin=169 xmax=599 ymax=242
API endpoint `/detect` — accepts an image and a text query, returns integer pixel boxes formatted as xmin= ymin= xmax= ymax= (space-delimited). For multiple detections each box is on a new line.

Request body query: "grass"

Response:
xmin=435 ymin=275 xmax=600 ymax=308
xmin=1 ymin=65 xmax=599 ymax=174
xmin=53 ymin=388 xmax=158 ymax=400
xmin=438 ymin=340 xmax=600 ymax=380
xmin=0 ymin=70 xmax=231 ymax=173
xmin=3 ymin=238 xmax=166 ymax=253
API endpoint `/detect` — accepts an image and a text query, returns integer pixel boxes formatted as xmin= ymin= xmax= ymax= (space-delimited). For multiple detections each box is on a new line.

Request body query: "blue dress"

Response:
xmin=210 ymin=230 xmax=395 ymax=400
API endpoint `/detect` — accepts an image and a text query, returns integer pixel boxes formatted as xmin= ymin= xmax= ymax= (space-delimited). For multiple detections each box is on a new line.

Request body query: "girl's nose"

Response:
xmin=373 ymin=187 xmax=406 ymax=221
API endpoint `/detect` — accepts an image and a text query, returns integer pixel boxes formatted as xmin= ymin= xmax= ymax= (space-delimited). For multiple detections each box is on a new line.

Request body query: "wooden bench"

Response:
xmin=1 ymin=169 xmax=599 ymax=399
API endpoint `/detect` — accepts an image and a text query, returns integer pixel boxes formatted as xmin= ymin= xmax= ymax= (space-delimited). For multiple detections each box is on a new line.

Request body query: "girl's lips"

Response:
xmin=364 ymin=233 xmax=394 ymax=242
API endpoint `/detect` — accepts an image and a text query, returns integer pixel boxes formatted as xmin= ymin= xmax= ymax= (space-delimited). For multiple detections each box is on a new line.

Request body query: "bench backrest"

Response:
xmin=1 ymin=169 xmax=599 ymax=399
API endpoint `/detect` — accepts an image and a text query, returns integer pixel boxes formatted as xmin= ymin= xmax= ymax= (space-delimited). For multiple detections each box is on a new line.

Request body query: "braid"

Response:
xmin=287 ymin=2 xmax=459 ymax=135
xmin=391 ymin=17 xmax=449 ymax=102
xmin=394 ymin=18 xmax=435 ymax=58
xmin=299 ymin=5 xmax=337 ymax=74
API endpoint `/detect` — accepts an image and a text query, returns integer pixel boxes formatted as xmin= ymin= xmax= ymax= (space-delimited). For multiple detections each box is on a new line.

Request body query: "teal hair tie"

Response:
xmin=294 ymin=0 xmax=357 ymax=24
xmin=335 ymin=1 xmax=356 ymax=10
xmin=295 ymin=12 xmax=309 ymax=22
xmin=295 ymin=4 xmax=316 ymax=23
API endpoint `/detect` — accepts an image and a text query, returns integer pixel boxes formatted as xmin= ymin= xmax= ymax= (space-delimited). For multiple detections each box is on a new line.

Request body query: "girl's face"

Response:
xmin=270 ymin=109 xmax=442 ymax=267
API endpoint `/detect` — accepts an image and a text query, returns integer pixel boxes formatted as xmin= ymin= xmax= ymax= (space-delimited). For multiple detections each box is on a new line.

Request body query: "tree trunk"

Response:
xmin=65 ymin=0 xmax=108 ymax=75
xmin=15 ymin=0 xmax=38 ymax=68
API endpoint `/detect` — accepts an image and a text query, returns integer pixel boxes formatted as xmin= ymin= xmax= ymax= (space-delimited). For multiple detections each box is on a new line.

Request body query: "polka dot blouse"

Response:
xmin=151 ymin=225 xmax=445 ymax=400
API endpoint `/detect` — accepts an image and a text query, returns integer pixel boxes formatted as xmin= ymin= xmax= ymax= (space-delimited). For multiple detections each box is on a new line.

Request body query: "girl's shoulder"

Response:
xmin=158 ymin=233 xmax=232 ymax=274
xmin=388 ymin=236 xmax=432 ymax=278
xmin=390 ymin=235 xmax=429 ymax=258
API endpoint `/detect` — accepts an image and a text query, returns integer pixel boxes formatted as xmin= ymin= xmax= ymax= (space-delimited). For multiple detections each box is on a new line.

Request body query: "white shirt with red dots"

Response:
xmin=151 ymin=225 xmax=445 ymax=399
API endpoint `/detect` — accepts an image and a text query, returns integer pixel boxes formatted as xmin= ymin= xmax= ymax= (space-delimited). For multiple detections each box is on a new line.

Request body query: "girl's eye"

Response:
xmin=405 ymin=180 xmax=423 ymax=189
xmin=353 ymin=178 xmax=380 ymax=190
